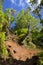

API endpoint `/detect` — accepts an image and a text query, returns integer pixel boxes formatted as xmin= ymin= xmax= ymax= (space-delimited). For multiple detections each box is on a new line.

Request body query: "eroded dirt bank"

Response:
xmin=5 ymin=40 xmax=41 ymax=61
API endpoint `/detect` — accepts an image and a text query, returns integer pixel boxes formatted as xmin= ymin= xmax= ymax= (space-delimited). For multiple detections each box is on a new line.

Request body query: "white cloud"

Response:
xmin=10 ymin=0 xmax=25 ymax=7
xmin=10 ymin=0 xmax=41 ymax=11
xmin=10 ymin=0 xmax=25 ymax=9
xmin=25 ymin=0 xmax=30 ymax=4
xmin=37 ymin=0 xmax=41 ymax=5
xmin=10 ymin=0 xmax=30 ymax=7
xmin=11 ymin=0 xmax=15 ymax=4
xmin=19 ymin=0 xmax=24 ymax=6
xmin=19 ymin=0 xmax=23 ymax=6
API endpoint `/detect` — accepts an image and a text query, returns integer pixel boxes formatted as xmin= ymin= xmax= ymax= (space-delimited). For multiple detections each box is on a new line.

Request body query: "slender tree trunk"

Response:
xmin=28 ymin=21 xmax=32 ymax=43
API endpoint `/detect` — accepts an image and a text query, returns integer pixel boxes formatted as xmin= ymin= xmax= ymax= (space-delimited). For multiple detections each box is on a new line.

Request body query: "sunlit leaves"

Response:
xmin=0 ymin=6 xmax=9 ymax=59
xmin=15 ymin=10 xmax=40 ymax=40
xmin=5 ymin=8 xmax=15 ymax=25
xmin=0 ymin=23 xmax=3 ymax=31
xmin=0 ymin=32 xmax=8 ymax=59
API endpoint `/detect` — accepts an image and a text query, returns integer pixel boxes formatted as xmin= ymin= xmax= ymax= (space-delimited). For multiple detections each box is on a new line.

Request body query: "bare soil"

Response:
xmin=5 ymin=40 xmax=41 ymax=61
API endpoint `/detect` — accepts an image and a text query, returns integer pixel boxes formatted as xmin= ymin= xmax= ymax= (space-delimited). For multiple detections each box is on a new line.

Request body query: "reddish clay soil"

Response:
xmin=5 ymin=39 xmax=41 ymax=61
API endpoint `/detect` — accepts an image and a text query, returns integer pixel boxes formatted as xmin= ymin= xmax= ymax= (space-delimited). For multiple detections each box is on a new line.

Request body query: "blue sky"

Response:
xmin=3 ymin=0 xmax=29 ymax=11
xmin=3 ymin=0 xmax=43 ymax=19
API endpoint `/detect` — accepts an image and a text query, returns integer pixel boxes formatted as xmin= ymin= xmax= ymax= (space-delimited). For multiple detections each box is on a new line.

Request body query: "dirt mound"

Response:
xmin=5 ymin=40 xmax=40 ymax=61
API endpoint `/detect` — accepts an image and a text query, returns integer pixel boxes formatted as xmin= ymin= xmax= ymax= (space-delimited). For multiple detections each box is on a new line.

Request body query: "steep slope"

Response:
xmin=5 ymin=39 xmax=41 ymax=61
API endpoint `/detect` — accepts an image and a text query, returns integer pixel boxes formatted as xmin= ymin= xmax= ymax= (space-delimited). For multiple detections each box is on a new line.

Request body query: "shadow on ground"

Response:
xmin=0 ymin=56 xmax=39 ymax=65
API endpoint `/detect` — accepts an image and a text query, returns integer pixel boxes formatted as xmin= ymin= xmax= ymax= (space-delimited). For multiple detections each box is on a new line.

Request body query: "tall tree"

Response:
xmin=14 ymin=10 xmax=40 ymax=44
xmin=4 ymin=8 xmax=16 ymax=35
xmin=30 ymin=0 xmax=43 ymax=46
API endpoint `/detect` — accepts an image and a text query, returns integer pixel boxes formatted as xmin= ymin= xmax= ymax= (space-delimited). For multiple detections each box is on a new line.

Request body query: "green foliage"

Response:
xmin=38 ymin=52 xmax=43 ymax=65
xmin=30 ymin=0 xmax=43 ymax=48
xmin=16 ymin=10 xmax=28 ymax=28
xmin=0 ymin=6 xmax=10 ymax=59
xmin=32 ymin=29 xmax=43 ymax=48
xmin=22 ymin=37 xmax=36 ymax=49
xmin=15 ymin=28 xmax=28 ymax=38
xmin=0 ymin=32 xmax=8 ymax=59
xmin=0 ymin=6 xmax=8 ymax=32
xmin=0 ymin=4 xmax=15 ymax=60
xmin=15 ymin=9 xmax=40 ymax=46
xmin=0 ymin=23 xmax=3 ymax=31
xmin=14 ymin=10 xmax=29 ymax=38
xmin=5 ymin=8 xmax=15 ymax=24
